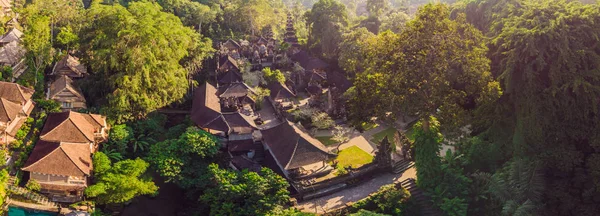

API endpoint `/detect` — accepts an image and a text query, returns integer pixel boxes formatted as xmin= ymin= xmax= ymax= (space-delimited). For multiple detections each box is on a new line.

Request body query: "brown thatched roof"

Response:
xmin=22 ymin=141 xmax=92 ymax=177
xmin=48 ymin=75 xmax=86 ymax=101
xmin=261 ymin=121 xmax=335 ymax=170
xmin=40 ymin=111 xmax=107 ymax=143
xmin=190 ymin=82 xmax=230 ymax=133
xmin=0 ymin=81 xmax=34 ymax=105
xmin=52 ymin=55 xmax=87 ymax=77
xmin=223 ymin=112 xmax=256 ymax=134
xmin=0 ymin=40 xmax=25 ymax=66
xmin=268 ymin=82 xmax=296 ymax=100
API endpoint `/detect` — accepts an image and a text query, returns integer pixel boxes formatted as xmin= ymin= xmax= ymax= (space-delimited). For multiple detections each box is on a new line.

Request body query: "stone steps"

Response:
xmin=392 ymin=160 xmax=415 ymax=174
xmin=399 ymin=178 xmax=442 ymax=216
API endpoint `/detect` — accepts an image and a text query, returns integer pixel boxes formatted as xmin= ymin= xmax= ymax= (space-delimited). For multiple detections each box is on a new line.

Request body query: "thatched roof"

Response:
xmin=22 ymin=140 xmax=92 ymax=177
xmin=261 ymin=121 xmax=335 ymax=170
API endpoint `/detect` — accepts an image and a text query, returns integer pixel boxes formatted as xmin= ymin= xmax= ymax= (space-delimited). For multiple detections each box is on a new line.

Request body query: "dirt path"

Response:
xmin=296 ymin=167 xmax=417 ymax=214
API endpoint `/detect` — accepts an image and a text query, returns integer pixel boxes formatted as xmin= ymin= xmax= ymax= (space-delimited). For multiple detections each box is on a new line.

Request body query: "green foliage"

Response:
xmin=262 ymin=67 xmax=285 ymax=84
xmin=251 ymin=87 xmax=270 ymax=110
xmin=92 ymin=152 xmax=112 ymax=175
xmin=56 ymin=26 xmax=79 ymax=51
xmin=34 ymin=99 xmax=61 ymax=113
xmin=21 ymin=9 xmax=52 ymax=95
xmin=306 ymin=0 xmax=349 ymax=60
xmin=105 ymin=124 xmax=132 ymax=157
xmin=366 ymin=0 xmax=389 ymax=17
xmin=379 ymin=10 xmax=409 ymax=33
xmin=146 ymin=126 xmax=220 ymax=189
xmin=80 ymin=1 xmax=213 ymax=122
xmin=200 ymin=164 xmax=290 ymax=216
xmin=413 ymin=118 xmax=442 ymax=190
xmin=0 ymin=66 xmax=12 ymax=81
xmin=86 ymin=153 xmax=158 ymax=204
xmin=338 ymin=27 xmax=375 ymax=77
xmin=349 ymin=184 xmax=410 ymax=215
xmin=348 ymin=209 xmax=389 ymax=216
xmin=349 ymin=3 xmax=501 ymax=131
xmin=291 ymin=106 xmax=317 ymax=123
xmin=0 ymin=169 xmax=9 ymax=208
xmin=311 ymin=112 xmax=335 ymax=129
xmin=25 ymin=179 xmax=41 ymax=192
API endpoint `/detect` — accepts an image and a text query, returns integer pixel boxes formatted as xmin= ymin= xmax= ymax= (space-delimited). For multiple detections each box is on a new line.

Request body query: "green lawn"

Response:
xmin=316 ymin=136 xmax=338 ymax=146
xmin=370 ymin=127 xmax=398 ymax=144
xmin=335 ymin=146 xmax=374 ymax=169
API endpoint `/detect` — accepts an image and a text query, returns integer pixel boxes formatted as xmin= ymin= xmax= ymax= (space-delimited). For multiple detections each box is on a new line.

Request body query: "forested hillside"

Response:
xmin=2 ymin=0 xmax=599 ymax=215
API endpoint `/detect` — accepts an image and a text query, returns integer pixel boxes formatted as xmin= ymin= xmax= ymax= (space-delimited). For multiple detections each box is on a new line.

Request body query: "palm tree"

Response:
xmin=130 ymin=134 xmax=156 ymax=153
xmin=101 ymin=148 xmax=123 ymax=161
xmin=474 ymin=158 xmax=544 ymax=216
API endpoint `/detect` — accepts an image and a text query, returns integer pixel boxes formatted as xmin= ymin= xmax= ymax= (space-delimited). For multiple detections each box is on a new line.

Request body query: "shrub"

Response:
xmin=311 ymin=112 xmax=335 ymax=129
xmin=26 ymin=179 xmax=41 ymax=192
xmin=349 ymin=185 xmax=411 ymax=215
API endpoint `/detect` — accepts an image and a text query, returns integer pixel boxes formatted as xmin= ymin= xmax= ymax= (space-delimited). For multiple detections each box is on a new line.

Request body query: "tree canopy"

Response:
xmin=200 ymin=164 xmax=291 ymax=216
xmin=80 ymin=1 xmax=213 ymax=121
xmin=85 ymin=152 xmax=158 ymax=204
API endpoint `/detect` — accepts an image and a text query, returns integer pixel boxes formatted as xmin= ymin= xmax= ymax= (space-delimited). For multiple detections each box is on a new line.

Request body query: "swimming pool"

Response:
xmin=7 ymin=206 xmax=57 ymax=216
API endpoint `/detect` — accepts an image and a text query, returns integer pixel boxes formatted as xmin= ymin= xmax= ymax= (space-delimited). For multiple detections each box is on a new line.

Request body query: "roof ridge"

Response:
xmin=284 ymin=127 xmax=301 ymax=169
xmin=40 ymin=114 xmax=70 ymax=141
xmin=0 ymin=98 xmax=8 ymax=121
xmin=68 ymin=113 xmax=94 ymax=142
xmin=59 ymin=142 xmax=89 ymax=175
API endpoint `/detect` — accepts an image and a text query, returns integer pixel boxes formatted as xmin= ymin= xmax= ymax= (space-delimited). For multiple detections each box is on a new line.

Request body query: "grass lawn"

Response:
xmin=370 ymin=127 xmax=398 ymax=144
xmin=316 ymin=136 xmax=338 ymax=146
xmin=335 ymin=146 xmax=374 ymax=169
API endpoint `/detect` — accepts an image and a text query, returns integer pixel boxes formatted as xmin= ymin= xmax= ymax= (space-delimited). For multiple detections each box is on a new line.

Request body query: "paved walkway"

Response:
xmin=297 ymin=167 xmax=417 ymax=214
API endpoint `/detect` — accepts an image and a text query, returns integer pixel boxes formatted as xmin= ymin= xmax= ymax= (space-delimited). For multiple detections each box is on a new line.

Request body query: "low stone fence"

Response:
xmin=293 ymin=163 xmax=383 ymax=201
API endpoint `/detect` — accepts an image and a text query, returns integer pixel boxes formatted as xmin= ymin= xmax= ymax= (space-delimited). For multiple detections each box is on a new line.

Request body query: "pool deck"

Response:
xmin=7 ymin=199 xmax=63 ymax=214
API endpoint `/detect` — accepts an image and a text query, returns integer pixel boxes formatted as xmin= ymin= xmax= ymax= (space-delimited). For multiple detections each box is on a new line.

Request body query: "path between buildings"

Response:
xmin=326 ymin=124 xmax=390 ymax=154
xmin=297 ymin=167 xmax=417 ymax=214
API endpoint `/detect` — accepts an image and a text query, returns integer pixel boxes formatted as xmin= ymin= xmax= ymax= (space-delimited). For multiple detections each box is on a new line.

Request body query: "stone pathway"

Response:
xmin=297 ymin=167 xmax=417 ymax=214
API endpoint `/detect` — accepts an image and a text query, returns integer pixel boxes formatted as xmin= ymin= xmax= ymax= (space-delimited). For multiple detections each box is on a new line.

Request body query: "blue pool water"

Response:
xmin=8 ymin=206 xmax=57 ymax=216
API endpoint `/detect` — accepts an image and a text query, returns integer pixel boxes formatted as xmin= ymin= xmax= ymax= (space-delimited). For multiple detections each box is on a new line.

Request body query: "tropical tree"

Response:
xmin=85 ymin=152 xmax=158 ymax=204
xmin=200 ymin=164 xmax=290 ymax=215
xmin=379 ymin=10 xmax=409 ymax=33
xmin=349 ymin=3 xmax=500 ymax=133
xmin=79 ymin=1 xmax=213 ymax=121
xmin=146 ymin=127 xmax=220 ymax=190
xmin=338 ymin=27 xmax=374 ymax=77
xmin=305 ymin=0 xmax=349 ymax=60
xmin=311 ymin=112 xmax=335 ymax=129
xmin=262 ymin=67 xmax=285 ymax=84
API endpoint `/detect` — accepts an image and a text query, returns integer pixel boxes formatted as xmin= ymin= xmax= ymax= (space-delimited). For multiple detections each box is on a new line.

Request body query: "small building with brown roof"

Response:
xmin=260 ymin=121 xmax=335 ymax=180
xmin=47 ymin=75 xmax=87 ymax=110
xmin=0 ymin=29 xmax=27 ymax=80
xmin=191 ymin=82 xmax=230 ymax=136
xmin=22 ymin=111 xmax=107 ymax=202
xmin=39 ymin=111 xmax=108 ymax=150
xmin=268 ymin=82 xmax=296 ymax=102
xmin=218 ymin=55 xmax=239 ymax=73
xmin=0 ymin=81 xmax=34 ymax=144
xmin=22 ymin=140 xmax=91 ymax=202
xmin=50 ymin=55 xmax=87 ymax=78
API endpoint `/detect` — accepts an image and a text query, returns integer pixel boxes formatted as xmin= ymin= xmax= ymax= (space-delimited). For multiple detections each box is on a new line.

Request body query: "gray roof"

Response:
xmin=261 ymin=121 xmax=335 ymax=170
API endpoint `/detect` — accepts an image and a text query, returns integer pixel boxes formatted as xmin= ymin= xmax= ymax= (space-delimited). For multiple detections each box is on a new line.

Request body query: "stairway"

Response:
xmin=392 ymin=159 xmax=415 ymax=174
xmin=253 ymin=142 xmax=265 ymax=162
xmin=400 ymin=178 xmax=442 ymax=216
